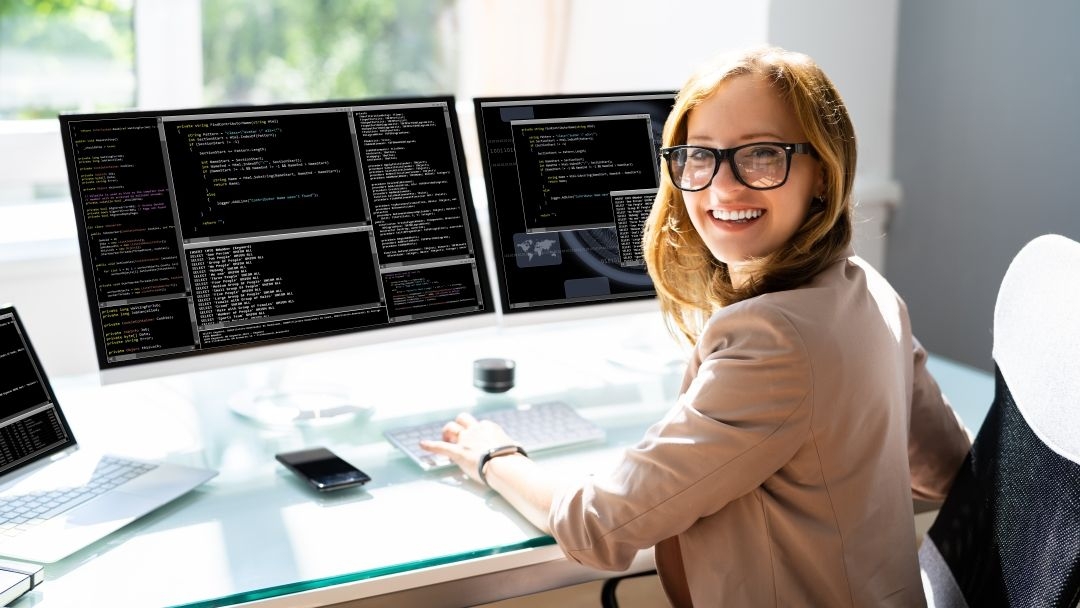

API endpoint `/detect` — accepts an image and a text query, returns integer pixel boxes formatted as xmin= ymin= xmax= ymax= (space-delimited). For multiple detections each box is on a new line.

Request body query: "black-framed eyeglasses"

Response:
xmin=659 ymin=142 xmax=815 ymax=192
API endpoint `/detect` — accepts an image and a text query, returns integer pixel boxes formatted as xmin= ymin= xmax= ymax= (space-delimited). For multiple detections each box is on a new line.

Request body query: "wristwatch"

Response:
xmin=478 ymin=444 xmax=528 ymax=486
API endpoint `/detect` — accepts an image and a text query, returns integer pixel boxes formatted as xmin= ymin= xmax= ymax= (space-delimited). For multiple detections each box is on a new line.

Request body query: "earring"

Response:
xmin=810 ymin=196 xmax=826 ymax=211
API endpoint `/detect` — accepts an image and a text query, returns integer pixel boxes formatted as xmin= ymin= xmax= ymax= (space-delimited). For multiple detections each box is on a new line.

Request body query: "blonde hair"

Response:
xmin=643 ymin=46 xmax=857 ymax=344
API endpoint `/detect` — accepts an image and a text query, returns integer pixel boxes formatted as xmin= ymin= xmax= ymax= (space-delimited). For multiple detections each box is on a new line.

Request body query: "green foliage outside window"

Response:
xmin=202 ymin=0 xmax=457 ymax=105
xmin=0 ymin=0 xmax=134 ymax=119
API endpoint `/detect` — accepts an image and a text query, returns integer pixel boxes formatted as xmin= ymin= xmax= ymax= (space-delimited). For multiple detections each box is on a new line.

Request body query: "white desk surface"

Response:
xmin=8 ymin=313 xmax=993 ymax=608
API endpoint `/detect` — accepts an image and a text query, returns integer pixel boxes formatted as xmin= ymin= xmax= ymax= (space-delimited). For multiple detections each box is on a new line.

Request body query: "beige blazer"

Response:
xmin=548 ymin=251 xmax=972 ymax=607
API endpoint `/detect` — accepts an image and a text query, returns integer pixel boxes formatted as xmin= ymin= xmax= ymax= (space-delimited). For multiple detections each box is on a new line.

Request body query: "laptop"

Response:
xmin=0 ymin=305 xmax=217 ymax=563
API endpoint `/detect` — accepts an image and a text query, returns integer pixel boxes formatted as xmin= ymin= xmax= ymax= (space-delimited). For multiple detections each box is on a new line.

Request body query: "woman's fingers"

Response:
xmin=442 ymin=420 xmax=463 ymax=442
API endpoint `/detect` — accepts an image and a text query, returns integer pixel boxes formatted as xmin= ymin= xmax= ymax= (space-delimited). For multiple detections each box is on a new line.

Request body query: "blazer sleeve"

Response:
xmin=548 ymin=303 xmax=813 ymax=571
xmin=908 ymin=337 xmax=973 ymax=502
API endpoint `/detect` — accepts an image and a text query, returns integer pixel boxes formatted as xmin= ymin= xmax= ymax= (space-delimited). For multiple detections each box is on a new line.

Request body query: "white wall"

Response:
xmin=556 ymin=1 xmax=769 ymax=93
xmin=769 ymin=0 xmax=899 ymax=184
xmin=456 ymin=0 xmax=769 ymax=97
xmin=889 ymin=0 xmax=1080 ymax=370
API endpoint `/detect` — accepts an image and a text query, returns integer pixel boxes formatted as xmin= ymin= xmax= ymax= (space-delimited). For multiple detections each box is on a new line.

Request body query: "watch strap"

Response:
xmin=478 ymin=444 xmax=528 ymax=486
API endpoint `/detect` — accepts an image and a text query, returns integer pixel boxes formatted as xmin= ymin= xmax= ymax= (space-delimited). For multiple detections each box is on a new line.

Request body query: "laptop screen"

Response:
xmin=0 ymin=307 xmax=76 ymax=478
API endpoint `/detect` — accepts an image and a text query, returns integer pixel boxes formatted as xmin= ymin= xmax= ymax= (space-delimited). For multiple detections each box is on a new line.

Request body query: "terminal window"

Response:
xmin=61 ymin=98 xmax=491 ymax=368
xmin=475 ymin=93 xmax=674 ymax=312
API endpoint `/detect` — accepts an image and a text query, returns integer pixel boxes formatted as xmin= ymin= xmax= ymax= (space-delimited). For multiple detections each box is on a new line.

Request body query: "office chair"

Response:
xmin=918 ymin=234 xmax=1080 ymax=608
xmin=600 ymin=569 xmax=659 ymax=608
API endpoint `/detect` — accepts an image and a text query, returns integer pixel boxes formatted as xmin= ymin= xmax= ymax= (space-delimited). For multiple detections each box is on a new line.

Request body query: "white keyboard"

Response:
xmin=0 ymin=456 xmax=157 ymax=539
xmin=384 ymin=401 xmax=606 ymax=471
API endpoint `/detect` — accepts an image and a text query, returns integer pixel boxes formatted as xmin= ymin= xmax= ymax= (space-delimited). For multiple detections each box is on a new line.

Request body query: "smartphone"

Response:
xmin=275 ymin=447 xmax=371 ymax=492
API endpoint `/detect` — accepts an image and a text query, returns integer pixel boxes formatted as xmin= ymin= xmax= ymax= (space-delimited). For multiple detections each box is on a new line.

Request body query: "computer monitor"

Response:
xmin=473 ymin=92 xmax=676 ymax=326
xmin=59 ymin=96 xmax=494 ymax=423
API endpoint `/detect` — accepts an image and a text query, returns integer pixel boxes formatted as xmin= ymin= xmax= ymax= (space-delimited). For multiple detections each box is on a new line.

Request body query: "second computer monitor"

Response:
xmin=474 ymin=92 xmax=675 ymax=319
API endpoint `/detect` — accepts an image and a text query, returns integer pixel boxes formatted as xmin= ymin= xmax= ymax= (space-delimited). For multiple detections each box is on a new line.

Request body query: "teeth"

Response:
xmin=711 ymin=208 xmax=763 ymax=221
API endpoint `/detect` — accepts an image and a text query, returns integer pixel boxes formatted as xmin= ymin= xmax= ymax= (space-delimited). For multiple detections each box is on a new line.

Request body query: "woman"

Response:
xmin=422 ymin=47 xmax=971 ymax=606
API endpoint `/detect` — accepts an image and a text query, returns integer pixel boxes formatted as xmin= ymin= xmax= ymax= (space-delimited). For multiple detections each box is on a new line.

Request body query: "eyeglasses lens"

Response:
xmin=733 ymin=145 xmax=787 ymax=189
xmin=674 ymin=147 xmax=715 ymax=191
xmin=668 ymin=144 xmax=789 ymax=191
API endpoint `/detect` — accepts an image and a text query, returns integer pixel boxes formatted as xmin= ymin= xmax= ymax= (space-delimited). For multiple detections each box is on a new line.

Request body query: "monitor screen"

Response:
xmin=59 ymin=96 xmax=493 ymax=378
xmin=473 ymin=92 xmax=675 ymax=318
xmin=0 ymin=306 xmax=76 ymax=478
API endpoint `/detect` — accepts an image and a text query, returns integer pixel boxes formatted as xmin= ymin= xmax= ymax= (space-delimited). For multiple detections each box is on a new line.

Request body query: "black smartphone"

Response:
xmin=275 ymin=447 xmax=371 ymax=492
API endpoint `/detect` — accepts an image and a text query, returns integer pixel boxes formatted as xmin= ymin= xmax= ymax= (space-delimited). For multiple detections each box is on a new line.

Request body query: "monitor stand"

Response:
xmin=226 ymin=362 xmax=370 ymax=427
xmin=229 ymin=386 xmax=365 ymax=427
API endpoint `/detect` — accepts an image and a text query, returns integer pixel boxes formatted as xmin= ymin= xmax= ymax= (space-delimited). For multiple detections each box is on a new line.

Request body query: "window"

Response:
xmin=0 ymin=0 xmax=458 ymax=255
xmin=200 ymin=1 xmax=457 ymax=106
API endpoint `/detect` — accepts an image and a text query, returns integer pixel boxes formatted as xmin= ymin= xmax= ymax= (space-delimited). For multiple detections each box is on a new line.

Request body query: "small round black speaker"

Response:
xmin=473 ymin=358 xmax=516 ymax=393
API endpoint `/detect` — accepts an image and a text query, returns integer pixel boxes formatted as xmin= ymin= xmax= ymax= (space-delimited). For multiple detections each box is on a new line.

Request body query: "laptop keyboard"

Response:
xmin=0 ymin=456 xmax=157 ymax=539
xmin=384 ymin=401 xmax=606 ymax=471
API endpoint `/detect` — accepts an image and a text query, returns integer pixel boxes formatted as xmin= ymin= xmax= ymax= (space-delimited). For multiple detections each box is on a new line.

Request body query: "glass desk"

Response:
xmin=7 ymin=313 xmax=992 ymax=607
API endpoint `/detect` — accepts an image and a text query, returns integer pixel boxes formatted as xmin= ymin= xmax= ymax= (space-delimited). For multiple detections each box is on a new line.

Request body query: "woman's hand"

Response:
xmin=420 ymin=412 xmax=517 ymax=484
xmin=420 ymin=412 xmax=555 ymax=534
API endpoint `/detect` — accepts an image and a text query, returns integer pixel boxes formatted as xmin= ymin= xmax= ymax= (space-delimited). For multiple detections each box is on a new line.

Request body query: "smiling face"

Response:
xmin=682 ymin=74 xmax=822 ymax=287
